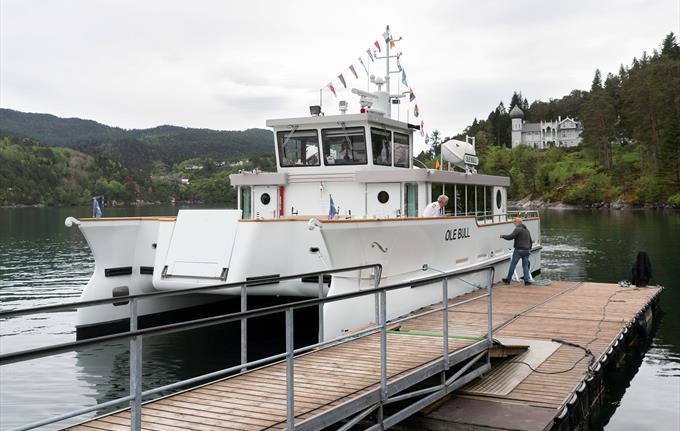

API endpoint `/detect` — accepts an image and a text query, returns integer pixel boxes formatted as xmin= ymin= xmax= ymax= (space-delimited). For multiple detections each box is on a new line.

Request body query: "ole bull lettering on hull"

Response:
xmin=445 ymin=227 xmax=471 ymax=241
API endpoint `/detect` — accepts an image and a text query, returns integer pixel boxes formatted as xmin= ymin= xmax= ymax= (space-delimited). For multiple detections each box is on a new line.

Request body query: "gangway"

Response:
xmin=0 ymin=264 xmax=495 ymax=431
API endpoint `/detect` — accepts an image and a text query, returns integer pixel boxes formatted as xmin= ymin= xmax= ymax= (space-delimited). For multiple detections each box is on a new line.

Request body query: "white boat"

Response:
xmin=65 ymin=32 xmax=541 ymax=339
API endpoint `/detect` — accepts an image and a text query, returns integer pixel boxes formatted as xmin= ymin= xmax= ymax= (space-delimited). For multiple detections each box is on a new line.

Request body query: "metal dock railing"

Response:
xmin=1 ymin=263 xmax=496 ymax=431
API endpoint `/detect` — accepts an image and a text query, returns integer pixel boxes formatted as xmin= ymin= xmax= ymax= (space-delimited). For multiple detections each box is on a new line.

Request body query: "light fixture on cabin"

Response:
xmin=309 ymin=105 xmax=322 ymax=116
xmin=338 ymin=100 xmax=348 ymax=114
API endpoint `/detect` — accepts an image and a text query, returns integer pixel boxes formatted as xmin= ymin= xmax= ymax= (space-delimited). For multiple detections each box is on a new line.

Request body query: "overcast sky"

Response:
xmin=1 ymin=0 xmax=679 ymax=151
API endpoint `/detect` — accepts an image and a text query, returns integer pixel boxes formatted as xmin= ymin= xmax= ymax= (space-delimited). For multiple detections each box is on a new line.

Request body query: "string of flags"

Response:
xmin=321 ymin=28 xmax=425 ymax=137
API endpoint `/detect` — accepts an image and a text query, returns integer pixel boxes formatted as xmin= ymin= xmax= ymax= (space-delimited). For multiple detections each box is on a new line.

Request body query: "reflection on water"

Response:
xmin=1 ymin=207 xmax=679 ymax=430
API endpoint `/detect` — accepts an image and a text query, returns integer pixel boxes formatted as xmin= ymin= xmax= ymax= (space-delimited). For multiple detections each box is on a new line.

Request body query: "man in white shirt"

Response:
xmin=422 ymin=195 xmax=449 ymax=217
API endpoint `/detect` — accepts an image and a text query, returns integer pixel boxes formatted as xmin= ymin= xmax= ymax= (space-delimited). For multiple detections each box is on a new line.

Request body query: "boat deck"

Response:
xmin=65 ymin=281 xmax=662 ymax=431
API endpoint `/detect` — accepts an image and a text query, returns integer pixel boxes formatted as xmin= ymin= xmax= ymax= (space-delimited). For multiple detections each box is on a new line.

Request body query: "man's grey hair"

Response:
xmin=438 ymin=194 xmax=449 ymax=203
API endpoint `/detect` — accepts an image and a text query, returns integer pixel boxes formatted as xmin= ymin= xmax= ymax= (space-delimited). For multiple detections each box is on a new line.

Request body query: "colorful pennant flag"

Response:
xmin=413 ymin=104 xmax=420 ymax=117
xmin=374 ymin=40 xmax=381 ymax=53
xmin=396 ymin=52 xmax=402 ymax=71
xmin=366 ymin=49 xmax=374 ymax=62
xmin=389 ymin=35 xmax=395 ymax=49
xmin=435 ymin=160 xmax=441 ymax=170
xmin=328 ymin=83 xmax=337 ymax=97
xmin=349 ymin=65 xmax=358 ymax=79
xmin=382 ymin=30 xmax=390 ymax=44
xmin=409 ymin=88 xmax=416 ymax=102
xmin=358 ymin=57 xmax=368 ymax=75
xmin=338 ymin=73 xmax=347 ymax=88
xmin=420 ymin=120 xmax=425 ymax=137
xmin=401 ymin=69 xmax=408 ymax=87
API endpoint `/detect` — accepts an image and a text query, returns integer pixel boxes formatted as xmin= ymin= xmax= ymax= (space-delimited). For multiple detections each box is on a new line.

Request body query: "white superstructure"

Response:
xmin=66 ymin=28 xmax=541 ymax=340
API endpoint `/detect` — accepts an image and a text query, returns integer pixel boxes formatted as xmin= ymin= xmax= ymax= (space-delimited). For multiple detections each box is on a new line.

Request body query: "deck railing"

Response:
xmin=0 ymin=262 xmax=495 ymax=431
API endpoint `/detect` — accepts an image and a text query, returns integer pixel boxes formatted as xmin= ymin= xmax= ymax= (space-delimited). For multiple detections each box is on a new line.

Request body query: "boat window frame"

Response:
xmin=321 ymin=126 xmax=368 ymax=166
xmin=370 ymin=127 xmax=392 ymax=166
xmin=393 ymin=131 xmax=410 ymax=168
xmin=276 ymin=129 xmax=321 ymax=168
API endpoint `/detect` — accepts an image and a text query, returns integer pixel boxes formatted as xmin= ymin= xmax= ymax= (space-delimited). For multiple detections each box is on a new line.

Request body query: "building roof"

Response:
xmin=509 ymin=105 xmax=524 ymax=119
xmin=522 ymin=123 xmax=541 ymax=132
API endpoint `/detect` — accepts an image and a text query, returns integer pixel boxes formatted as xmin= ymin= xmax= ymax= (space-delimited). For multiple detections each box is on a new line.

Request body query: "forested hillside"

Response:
xmin=419 ymin=33 xmax=680 ymax=207
xmin=0 ymin=109 xmax=273 ymax=168
xmin=0 ymin=134 xmax=275 ymax=206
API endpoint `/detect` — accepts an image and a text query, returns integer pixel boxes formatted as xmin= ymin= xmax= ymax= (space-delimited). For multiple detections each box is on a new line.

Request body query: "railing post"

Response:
xmin=240 ymin=284 xmax=247 ymax=372
xmin=487 ymin=269 xmax=494 ymax=366
xmin=442 ymin=277 xmax=449 ymax=370
xmin=285 ymin=308 xmax=295 ymax=430
xmin=379 ymin=289 xmax=387 ymax=430
xmin=318 ymin=274 xmax=324 ymax=343
xmin=373 ymin=267 xmax=380 ymax=326
xmin=129 ymin=298 xmax=142 ymax=431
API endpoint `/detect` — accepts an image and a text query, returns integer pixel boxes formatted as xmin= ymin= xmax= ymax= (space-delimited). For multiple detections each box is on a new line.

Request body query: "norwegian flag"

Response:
xmin=328 ymin=83 xmax=337 ymax=97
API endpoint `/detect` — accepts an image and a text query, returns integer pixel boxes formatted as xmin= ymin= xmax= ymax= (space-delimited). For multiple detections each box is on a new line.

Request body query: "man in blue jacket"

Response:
xmin=500 ymin=217 xmax=533 ymax=285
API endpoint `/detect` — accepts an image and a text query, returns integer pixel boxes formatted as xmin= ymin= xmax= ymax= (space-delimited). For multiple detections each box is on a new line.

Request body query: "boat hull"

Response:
xmin=69 ymin=213 xmax=540 ymax=340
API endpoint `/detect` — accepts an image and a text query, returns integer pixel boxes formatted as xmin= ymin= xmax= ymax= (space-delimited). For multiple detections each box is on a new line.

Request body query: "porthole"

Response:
xmin=496 ymin=189 xmax=502 ymax=210
xmin=377 ymin=191 xmax=389 ymax=204
xmin=260 ymin=193 xmax=271 ymax=205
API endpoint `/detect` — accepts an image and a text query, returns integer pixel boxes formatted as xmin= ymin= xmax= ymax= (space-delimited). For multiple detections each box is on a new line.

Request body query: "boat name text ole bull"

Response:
xmin=444 ymin=227 xmax=471 ymax=241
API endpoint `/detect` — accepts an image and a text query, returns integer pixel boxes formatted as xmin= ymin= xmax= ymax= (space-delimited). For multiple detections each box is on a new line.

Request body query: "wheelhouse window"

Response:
xmin=393 ymin=132 xmax=410 ymax=168
xmin=277 ymin=129 xmax=320 ymax=167
xmin=371 ymin=128 xmax=392 ymax=166
xmin=322 ymin=127 xmax=367 ymax=165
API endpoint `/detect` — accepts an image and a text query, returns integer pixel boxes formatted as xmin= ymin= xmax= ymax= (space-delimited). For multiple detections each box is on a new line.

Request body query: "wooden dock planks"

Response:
xmin=66 ymin=333 xmax=477 ymax=431
xmin=65 ymin=281 xmax=661 ymax=431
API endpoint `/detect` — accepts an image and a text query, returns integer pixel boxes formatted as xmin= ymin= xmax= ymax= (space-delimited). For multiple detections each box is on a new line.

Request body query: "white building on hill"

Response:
xmin=510 ymin=105 xmax=582 ymax=149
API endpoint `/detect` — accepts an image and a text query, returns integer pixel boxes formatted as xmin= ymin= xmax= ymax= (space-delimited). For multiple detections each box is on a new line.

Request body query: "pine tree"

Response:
xmin=591 ymin=69 xmax=602 ymax=91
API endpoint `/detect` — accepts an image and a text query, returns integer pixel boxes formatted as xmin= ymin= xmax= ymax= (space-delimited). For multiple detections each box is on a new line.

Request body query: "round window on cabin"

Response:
xmin=260 ymin=193 xmax=271 ymax=205
xmin=496 ymin=189 xmax=502 ymax=210
xmin=377 ymin=191 xmax=389 ymax=204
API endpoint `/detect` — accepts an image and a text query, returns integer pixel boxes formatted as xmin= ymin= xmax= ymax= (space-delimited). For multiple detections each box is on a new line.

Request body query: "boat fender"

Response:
xmin=65 ymin=217 xmax=81 ymax=227
xmin=308 ymin=218 xmax=323 ymax=231
xmin=557 ymin=406 xmax=569 ymax=421
xmin=577 ymin=382 xmax=586 ymax=393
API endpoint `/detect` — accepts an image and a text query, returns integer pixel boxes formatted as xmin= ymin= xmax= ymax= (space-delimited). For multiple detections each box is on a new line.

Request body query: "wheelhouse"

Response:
xmin=230 ymin=113 xmax=509 ymax=221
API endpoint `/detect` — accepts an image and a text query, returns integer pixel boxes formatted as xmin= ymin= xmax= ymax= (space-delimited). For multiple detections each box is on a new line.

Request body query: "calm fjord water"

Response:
xmin=1 ymin=206 xmax=678 ymax=430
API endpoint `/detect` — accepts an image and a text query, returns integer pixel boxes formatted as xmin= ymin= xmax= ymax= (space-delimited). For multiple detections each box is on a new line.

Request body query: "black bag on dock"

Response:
xmin=632 ymin=251 xmax=652 ymax=287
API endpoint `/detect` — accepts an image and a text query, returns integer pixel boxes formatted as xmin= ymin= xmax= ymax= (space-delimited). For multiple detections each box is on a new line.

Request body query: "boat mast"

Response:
xmin=385 ymin=25 xmax=391 ymax=118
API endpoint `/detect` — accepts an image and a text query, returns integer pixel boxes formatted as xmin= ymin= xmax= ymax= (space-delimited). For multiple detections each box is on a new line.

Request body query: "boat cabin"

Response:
xmin=229 ymin=111 xmax=509 ymax=222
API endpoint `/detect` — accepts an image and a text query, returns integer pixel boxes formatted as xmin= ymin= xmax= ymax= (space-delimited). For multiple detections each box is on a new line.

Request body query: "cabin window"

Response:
xmin=371 ymin=128 xmax=392 ymax=166
xmin=393 ymin=132 xmax=410 ymax=168
xmin=277 ymin=129 xmax=320 ymax=167
xmin=466 ymin=185 xmax=476 ymax=216
xmin=240 ymin=186 xmax=252 ymax=219
xmin=404 ymin=183 xmax=418 ymax=217
xmin=476 ymin=186 xmax=484 ymax=217
xmin=377 ymin=190 xmax=390 ymax=204
xmin=322 ymin=127 xmax=367 ymax=165
xmin=496 ymin=189 xmax=502 ymax=210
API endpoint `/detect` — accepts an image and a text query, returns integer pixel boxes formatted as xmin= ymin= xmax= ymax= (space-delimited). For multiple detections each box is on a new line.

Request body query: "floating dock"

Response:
xmin=65 ymin=281 xmax=662 ymax=431
xmin=399 ymin=281 xmax=662 ymax=431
